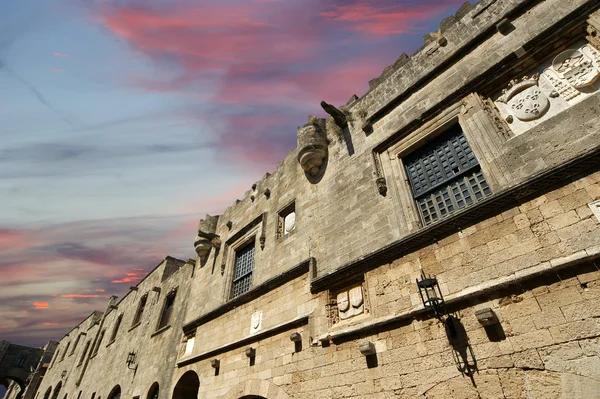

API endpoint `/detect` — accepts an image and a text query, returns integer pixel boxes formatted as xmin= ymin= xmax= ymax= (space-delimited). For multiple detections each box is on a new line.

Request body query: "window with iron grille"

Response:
xmin=230 ymin=241 xmax=255 ymax=299
xmin=157 ymin=290 xmax=177 ymax=329
xmin=404 ymin=126 xmax=492 ymax=226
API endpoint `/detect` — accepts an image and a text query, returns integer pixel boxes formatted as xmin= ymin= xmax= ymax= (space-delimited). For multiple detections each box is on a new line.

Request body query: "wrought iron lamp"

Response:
xmin=416 ymin=269 xmax=456 ymax=338
xmin=126 ymin=352 xmax=137 ymax=370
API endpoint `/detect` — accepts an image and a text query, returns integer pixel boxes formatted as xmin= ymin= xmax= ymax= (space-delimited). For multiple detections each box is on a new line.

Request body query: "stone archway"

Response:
xmin=172 ymin=371 xmax=199 ymax=399
xmin=223 ymin=379 xmax=289 ymax=399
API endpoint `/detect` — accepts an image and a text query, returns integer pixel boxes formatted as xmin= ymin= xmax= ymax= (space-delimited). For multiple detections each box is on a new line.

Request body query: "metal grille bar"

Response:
xmin=231 ymin=241 xmax=255 ymax=298
xmin=405 ymin=128 xmax=491 ymax=226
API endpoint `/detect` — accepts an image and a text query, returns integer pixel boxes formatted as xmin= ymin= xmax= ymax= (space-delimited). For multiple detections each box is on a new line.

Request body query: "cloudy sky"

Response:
xmin=0 ymin=0 xmax=466 ymax=351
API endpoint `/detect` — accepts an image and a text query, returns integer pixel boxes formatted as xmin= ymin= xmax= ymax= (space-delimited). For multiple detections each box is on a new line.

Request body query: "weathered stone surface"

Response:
xmin=30 ymin=1 xmax=600 ymax=399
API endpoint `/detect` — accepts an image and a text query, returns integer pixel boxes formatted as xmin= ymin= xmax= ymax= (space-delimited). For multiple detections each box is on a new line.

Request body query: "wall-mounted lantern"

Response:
xmin=210 ymin=359 xmax=220 ymax=369
xmin=126 ymin=352 xmax=137 ymax=370
xmin=416 ymin=269 xmax=456 ymax=338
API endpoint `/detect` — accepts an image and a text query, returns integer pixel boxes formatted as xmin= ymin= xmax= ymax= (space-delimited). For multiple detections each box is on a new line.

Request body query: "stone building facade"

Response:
xmin=32 ymin=0 xmax=600 ymax=398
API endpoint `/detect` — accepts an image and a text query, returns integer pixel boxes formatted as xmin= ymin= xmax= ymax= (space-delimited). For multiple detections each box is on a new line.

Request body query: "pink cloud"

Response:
xmin=319 ymin=1 xmax=465 ymax=35
xmin=43 ymin=322 xmax=59 ymax=326
xmin=53 ymin=52 xmax=68 ymax=57
xmin=33 ymin=302 xmax=49 ymax=309
xmin=60 ymin=294 xmax=105 ymax=299
xmin=111 ymin=269 xmax=147 ymax=284
xmin=96 ymin=289 xmax=105 ymax=292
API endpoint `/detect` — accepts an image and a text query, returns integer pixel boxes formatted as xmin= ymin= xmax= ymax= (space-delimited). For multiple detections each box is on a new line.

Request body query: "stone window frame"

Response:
xmin=77 ymin=341 xmax=91 ymax=366
xmin=70 ymin=333 xmax=82 ymax=356
xmin=107 ymin=314 xmax=123 ymax=345
xmin=155 ymin=287 xmax=178 ymax=332
xmin=380 ymin=102 xmax=498 ymax=233
xmin=223 ymin=224 xmax=261 ymax=301
xmin=130 ymin=293 xmax=148 ymax=330
xmin=276 ymin=200 xmax=296 ymax=240
xmin=91 ymin=329 xmax=105 ymax=358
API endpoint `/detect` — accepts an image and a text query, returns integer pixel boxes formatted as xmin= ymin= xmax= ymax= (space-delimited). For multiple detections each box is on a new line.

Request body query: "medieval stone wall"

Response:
xmin=30 ymin=0 xmax=600 ymax=398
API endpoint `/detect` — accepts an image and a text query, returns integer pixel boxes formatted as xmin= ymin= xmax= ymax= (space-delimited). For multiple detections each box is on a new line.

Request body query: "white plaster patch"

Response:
xmin=184 ymin=337 xmax=194 ymax=355
xmin=589 ymin=200 xmax=600 ymax=222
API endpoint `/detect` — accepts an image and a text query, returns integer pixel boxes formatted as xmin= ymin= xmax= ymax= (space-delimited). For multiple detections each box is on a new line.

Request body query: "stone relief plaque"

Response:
xmin=249 ymin=310 xmax=262 ymax=334
xmin=493 ymin=40 xmax=600 ymax=136
xmin=336 ymin=285 xmax=364 ymax=320
xmin=496 ymin=74 xmax=549 ymax=122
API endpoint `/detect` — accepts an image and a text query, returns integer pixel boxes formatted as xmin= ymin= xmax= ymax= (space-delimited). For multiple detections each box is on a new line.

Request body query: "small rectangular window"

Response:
xmin=70 ymin=334 xmax=81 ymax=355
xmin=230 ymin=241 xmax=255 ymax=299
xmin=78 ymin=341 xmax=91 ymax=366
xmin=404 ymin=126 xmax=491 ymax=226
xmin=109 ymin=315 xmax=123 ymax=343
xmin=157 ymin=291 xmax=177 ymax=330
xmin=277 ymin=202 xmax=296 ymax=238
xmin=132 ymin=294 xmax=148 ymax=326
xmin=14 ymin=355 xmax=26 ymax=368
xmin=92 ymin=330 xmax=105 ymax=356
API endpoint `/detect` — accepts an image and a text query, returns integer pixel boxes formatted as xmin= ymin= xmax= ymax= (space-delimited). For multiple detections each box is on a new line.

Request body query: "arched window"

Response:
xmin=107 ymin=386 xmax=121 ymax=399
xmin=146 ymin=383 xmax=159 ymax=399
xmin=43 ymin=386 xmax=52 ymax=399
xmin=132 ymin=294 xmax=148 ymax=326
xmin=49 ymin=349 xmax=60 ymax=369
xmin=71 ymin=334 xmax=82 ymax=355
xmin=172 ymin=371 xmax=199 ymax=399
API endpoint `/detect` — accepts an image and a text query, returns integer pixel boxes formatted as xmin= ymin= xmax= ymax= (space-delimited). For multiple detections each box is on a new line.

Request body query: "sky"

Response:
xmin=0 ymin=0 xmax=467 ymax=354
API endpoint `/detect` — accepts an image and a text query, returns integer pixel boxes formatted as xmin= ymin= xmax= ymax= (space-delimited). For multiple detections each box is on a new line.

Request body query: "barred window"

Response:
xmin=230 ymin=241 xmax=255 ymax=299
xmin=404 ymin=126 xmax=491 ymax=226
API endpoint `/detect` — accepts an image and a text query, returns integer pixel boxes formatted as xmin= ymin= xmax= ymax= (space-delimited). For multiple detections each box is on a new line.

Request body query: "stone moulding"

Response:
xmin=182 ymin=258 xmax=313 ymax=335
xmin=317 ymin=245 xmax=600 ymax=343
xmin=297 ymin=117 xmax=328 ymax=177
xmin=310 ymin=145 xmax=600 ymax=293
xmin=177 ymin=314 xmax=309 ymax=367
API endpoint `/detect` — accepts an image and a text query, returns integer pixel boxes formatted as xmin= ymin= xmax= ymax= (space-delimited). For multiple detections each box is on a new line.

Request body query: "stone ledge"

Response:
xmin=182 ymin=258 xmax=313 ymax=335
xmin=177 ymin=314 xmax=309 ymax=367
xmin=318 ymin=244 xmax=600 ymax=343
xmin=311 ymin=145 xmax=600 ymax=293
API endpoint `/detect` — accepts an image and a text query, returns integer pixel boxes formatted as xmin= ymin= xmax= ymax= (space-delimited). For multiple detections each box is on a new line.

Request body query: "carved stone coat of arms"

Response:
xmin=497 ymin=74 xmax=550 ymax=122
xmin=337 ymin=285 xmax=364 ymax=320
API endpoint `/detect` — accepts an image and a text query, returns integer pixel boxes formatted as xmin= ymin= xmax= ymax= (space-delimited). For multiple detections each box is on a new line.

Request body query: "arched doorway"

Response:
xmin=146 ymin=382 xmax=159 ymax=399
xmin=107 ymin=386 xmax=121 ymax=399
xmin=50 ymin=381 xmax=63 ymax=399
xmin=43 ymin=386 xmax=52 ymax=399
xmin=172 ymin=371 xmax=199 ymax=399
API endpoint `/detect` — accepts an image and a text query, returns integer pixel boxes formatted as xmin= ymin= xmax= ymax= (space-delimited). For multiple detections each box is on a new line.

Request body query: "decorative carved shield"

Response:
xmin=337 ymin=291 xmax=350 ymax=313
xmin=283 ymin=212 xmax=296 ymax=235
xmin=250 ymin=310 xmax=262 ymax=332
xmin=553 ymin=49 xmax=600 ymax=88
xmin=349 ymin=286 xmax=364 ymax=308
xmin=508 ymin=86 xmax=550 ymax=122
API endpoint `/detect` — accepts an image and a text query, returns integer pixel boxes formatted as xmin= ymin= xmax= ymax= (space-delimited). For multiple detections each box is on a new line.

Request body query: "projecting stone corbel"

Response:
xmin=297 ymin=116 xmax=328 ymax=179
xmin=194 ymin=215 xmax=221 ymax=265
